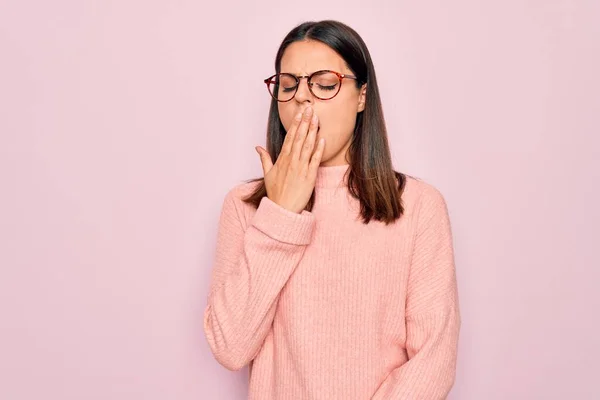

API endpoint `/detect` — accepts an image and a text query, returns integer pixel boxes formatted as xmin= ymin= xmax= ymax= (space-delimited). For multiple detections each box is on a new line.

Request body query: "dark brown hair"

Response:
xmin=243 ymin=20 xmax=407 ymax=225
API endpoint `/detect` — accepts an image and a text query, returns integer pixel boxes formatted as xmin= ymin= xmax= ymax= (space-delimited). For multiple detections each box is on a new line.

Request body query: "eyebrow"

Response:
xmin=280 ymin=70 xmax=329 ymax=76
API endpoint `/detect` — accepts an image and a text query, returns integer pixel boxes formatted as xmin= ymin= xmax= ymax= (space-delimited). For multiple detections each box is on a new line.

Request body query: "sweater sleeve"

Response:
xmin=371 ymin=184 xmax=461 ymax=400
xmin=203 ymin=189 xmax=315 ymax=371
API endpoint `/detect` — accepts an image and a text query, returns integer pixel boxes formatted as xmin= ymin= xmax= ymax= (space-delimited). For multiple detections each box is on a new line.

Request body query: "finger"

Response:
xmin=255 ymin=146 xmax=273 ymax=176
xmin=308 ymin=138 xmax=325 ymax=179
xmin=299 ymin=113 xmax=318 ymax=167
xmin=280 ymin=112 xmax=303 ymax=156
xmin=291 ymin=107 xmax=314 ymax=161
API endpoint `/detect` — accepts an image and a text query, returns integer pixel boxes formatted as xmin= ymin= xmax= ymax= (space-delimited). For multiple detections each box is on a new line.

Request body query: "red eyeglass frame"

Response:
xmin=263 ymin=69 xmax=358 ymax=102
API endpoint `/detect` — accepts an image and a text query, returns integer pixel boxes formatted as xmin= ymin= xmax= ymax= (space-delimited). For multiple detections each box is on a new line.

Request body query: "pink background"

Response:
xmin=1 ymin=1 xmax=598 ymax=399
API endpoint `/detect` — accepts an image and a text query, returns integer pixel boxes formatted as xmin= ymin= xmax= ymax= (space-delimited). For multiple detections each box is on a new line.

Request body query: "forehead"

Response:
xmin=280 ymin=40 xmax=349 ymax=75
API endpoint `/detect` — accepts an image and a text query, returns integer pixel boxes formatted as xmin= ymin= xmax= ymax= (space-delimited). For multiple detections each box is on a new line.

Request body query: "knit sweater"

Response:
xmin=203 ymin=163 xmax=461 ymax=400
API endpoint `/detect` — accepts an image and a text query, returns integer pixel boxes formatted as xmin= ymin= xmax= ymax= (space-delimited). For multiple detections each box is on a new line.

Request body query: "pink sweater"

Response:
xmin=203 ymin=163 xmax=461 ymax=399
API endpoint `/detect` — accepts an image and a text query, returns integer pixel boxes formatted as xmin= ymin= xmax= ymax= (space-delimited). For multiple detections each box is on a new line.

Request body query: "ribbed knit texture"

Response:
xmin=203 ymin=163 xmax=461 ymax=400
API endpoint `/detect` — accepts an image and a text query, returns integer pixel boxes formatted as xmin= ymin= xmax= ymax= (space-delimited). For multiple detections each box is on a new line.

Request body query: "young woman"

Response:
xmin=203 ymin=20 xmax=461 ymax=400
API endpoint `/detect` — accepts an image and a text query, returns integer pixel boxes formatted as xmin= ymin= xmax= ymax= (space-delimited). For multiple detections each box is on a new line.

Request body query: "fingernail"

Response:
xmin=305 ymin=106 xmax=313 ymax=115
xmin=295 ymin=112 xmax=302 ymax=121
xmin=312 ymin=113 xmax=318 ymax=123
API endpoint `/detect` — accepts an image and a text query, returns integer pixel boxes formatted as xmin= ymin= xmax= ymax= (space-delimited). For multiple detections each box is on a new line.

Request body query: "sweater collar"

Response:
xmin=315 ymin=163 xmax=350 ymax=189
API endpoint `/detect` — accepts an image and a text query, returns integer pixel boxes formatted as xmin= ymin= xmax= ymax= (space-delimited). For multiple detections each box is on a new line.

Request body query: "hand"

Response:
xmin=255 ymin=106 xmax=325 ymax=214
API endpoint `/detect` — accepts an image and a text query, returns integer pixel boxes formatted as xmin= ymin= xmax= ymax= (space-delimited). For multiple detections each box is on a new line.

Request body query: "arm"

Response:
xmin=203 ymin=188 xmax=315 ymax=371
xmin=371 ymin=185 xmax=461 ymax=400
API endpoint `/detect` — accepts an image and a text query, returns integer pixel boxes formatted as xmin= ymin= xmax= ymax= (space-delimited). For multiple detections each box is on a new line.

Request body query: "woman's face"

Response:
xmin=278 ymin=40 xmax=367 ymax=166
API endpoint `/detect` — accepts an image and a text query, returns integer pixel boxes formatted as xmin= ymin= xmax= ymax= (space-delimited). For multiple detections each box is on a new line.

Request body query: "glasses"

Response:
xmin=264 ymin=70 xmax=358 ymax=102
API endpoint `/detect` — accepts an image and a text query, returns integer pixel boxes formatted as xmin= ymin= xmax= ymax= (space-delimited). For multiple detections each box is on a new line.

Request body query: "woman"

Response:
xmin=203 ymin=20 xmax=461 ymax=400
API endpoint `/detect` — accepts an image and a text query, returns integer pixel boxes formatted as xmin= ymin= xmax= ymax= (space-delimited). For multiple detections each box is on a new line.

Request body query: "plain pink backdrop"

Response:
xmin=1 ymin=1 xmax=598 ymax=399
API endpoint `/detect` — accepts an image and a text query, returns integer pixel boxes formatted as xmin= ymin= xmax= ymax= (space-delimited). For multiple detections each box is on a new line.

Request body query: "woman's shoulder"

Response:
xmin=219 ymin=179 xmax=264 ymax=215
xmin=216 ymin=180 xmax=264 ymax=229
xmin=401 ymin=174 xmax=450 ymax=217
xmin=221 ymin=179 xmax=262 ymax=205
xmin=227 ymin=179 xmax=263 ymax=198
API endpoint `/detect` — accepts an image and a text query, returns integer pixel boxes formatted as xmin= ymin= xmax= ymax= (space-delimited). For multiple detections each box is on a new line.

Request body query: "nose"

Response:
xmin=294 ymin=76 xmax=313 ymax=104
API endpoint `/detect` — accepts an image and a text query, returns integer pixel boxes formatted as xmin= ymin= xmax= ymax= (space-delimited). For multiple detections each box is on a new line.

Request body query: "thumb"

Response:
xmin=255 ymin=146 xmax=273 ymax=176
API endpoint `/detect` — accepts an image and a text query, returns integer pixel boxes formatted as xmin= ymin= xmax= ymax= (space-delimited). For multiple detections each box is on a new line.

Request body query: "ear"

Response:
xmin=357 ymin=83 xmax=367 ymax=112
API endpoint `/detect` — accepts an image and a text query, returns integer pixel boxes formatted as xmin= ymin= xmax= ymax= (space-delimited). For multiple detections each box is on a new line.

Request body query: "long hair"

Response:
xmin=243 ymin=20 xmax=407 ymax=225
